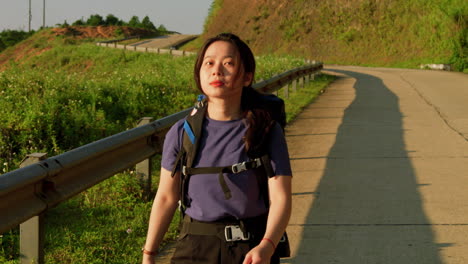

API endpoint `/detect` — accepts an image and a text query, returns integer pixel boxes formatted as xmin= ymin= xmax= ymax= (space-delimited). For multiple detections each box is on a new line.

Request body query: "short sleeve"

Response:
xmin=161 ymin=119 xmax=184 ymax=171
xmin=268 ymin=123 xmax=292 ymax=176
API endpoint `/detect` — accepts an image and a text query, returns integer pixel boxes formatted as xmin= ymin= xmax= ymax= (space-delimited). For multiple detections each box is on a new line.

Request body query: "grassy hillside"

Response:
xmin=200 ymin=0 xmax=467 ymax=72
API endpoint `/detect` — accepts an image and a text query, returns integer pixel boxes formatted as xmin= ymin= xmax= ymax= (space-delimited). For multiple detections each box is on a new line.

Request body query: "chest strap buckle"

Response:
xmin=231 ymin=158 xmax=262 ymax=174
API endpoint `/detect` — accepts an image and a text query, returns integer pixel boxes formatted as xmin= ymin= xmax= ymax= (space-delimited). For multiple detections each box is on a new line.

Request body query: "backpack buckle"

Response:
xmin=225 ymin=225 xmax=250 ymax=242
xmin=231 ymin=162 xmax=247 ymax=173
xmin=231 ymin=159 xmax=262 ymax=174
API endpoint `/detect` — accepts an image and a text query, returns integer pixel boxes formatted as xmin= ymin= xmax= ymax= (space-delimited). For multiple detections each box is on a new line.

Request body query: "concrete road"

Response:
xmin=285 ymin=66 xmax=468 ymax=264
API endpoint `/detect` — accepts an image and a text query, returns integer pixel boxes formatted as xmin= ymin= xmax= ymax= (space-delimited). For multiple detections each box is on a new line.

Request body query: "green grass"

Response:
xmin=203 ymin=0 xmax=224 ymax=34
xmin=279 ymin=74 xmax=336 ymax=123
xmin=0 ymin=32 xmax=335 ymax=263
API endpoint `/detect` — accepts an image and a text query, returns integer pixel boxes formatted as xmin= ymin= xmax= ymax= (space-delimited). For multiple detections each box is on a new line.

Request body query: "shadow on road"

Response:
xmin=287 ymin=69 xmax=444 ymax=263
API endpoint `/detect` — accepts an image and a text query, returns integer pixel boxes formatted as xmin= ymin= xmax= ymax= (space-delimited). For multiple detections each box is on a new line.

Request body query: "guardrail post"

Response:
xmin=292 ymin=79 xmax=297 ymax=93
xmin=19 ymin=153 xmax=47 ymax=264
xmin=136 ymin=117 xmax=154 ymax=201
xmin=283 ymin=83 xmax=289 ymax=99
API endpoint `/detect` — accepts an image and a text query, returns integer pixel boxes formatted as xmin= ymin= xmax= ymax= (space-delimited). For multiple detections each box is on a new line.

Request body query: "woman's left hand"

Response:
xmin=242 ymin=242 xmax=275 ymax=264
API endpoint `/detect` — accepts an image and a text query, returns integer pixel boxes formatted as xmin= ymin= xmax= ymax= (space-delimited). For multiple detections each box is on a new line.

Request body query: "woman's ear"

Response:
xmin=243 ymin=72 xmax=253 ymax=87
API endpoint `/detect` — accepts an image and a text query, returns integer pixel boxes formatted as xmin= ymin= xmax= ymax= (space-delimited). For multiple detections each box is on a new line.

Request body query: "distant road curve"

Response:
xmin=326 ymin=65 xmax=468 ymax=140
xmin=129 ymin=34 xmax=198 ymax=49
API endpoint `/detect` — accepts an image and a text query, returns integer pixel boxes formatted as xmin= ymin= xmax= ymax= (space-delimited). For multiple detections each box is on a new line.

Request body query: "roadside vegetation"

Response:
xmin=0 ymin=29 xmax=333 ymax=263
xmin=0 ymin=30 xmax=36 ymax=53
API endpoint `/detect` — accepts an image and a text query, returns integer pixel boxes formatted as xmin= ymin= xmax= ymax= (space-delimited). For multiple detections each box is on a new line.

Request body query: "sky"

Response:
xmin=0 ymin=0 xmax=214 ymax=34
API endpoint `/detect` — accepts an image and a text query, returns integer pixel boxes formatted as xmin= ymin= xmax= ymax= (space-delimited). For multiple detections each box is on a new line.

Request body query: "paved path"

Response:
xmin=285 ymin=66 xmax=468 ymax=264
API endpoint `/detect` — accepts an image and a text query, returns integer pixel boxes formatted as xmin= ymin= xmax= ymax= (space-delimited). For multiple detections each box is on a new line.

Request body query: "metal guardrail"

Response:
xmin=0 ymin=108 xmax=190 ymax=234
xmin=97 ymin=35 xmax=142 ymax=44
xmin=96 ymin=41 xmax=197 ymax=56
xmin=0 ymin=61 xmax=322 ymax=263
xmin=96 ymin=35 xmax=198 ymax=56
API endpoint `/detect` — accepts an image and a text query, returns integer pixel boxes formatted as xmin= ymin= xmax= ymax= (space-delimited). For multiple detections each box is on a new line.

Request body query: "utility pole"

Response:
xmin=28 ymin=0 xmax=32 ymax=31
xmin=42 ymin=0 xmax=45 ymax=28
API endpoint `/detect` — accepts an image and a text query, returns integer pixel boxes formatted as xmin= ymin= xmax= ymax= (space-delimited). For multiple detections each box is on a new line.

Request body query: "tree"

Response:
xmin=0 ymin=39 xmax=6 ymax=52
xmin=157 ymin=24 xmax=168 ymax=33
xmin=105 ymin=14 xmax=121 ymax=26
xmin=0 ymin=30 xmax=34 ymax=51
xmin=141 ymin=16 xmax=157 ymax=31
xmin=72 ymin=19 xmax=84 ymax=26
xmin=61 ymin=20 xmax=69 ymax=28
xmin=86 ymin=14 xmax=104 ymax=26
xmin=128 ymin=16 xmax=141 ymax=28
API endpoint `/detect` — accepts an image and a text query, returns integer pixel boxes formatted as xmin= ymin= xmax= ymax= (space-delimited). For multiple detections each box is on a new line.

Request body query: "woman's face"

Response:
xmin=199 ymin=41 xmax=252 ymax=101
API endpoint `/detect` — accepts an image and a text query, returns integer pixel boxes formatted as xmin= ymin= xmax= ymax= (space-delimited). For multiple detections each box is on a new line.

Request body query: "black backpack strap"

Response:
xmin=219 ymin=171 xmax=231 ymax=200
xmin=182 ymin=158 xmax=263 ymax=200
xmin=171 ymin=149 xmax=185 ymax=177
xmin=174 ymin=97 xmax=208 ymax=209
xmin=183 ymin=100 xmax=207 ymax=168
xmin=183 ymin=158 xmax=262 ymax=175
xmin=257 ymin=154 xmax=274 ymax=208
xmin=260 ymin=154 xmax=274 ymax=178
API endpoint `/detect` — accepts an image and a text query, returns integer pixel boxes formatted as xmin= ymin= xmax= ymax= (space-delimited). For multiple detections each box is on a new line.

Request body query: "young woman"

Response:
xmin=142 ymin=33 xmax=292 ymax=264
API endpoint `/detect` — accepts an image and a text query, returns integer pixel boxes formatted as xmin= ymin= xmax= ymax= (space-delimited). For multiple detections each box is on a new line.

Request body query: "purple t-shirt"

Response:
xmin=162 ymin=117 xmax=292 ymax=222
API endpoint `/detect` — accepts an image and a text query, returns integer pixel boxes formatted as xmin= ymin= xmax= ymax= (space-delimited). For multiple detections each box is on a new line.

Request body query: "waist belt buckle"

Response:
xmin=225 ymin=225 xmax=250 ymax=242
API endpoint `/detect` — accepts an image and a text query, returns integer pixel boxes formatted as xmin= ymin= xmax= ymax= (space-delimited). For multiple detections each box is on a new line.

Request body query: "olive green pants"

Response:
xmin=171 ymin=215 xmax=280 ymax=264
xmin=171 ymin=233 xmax=280 ymax=264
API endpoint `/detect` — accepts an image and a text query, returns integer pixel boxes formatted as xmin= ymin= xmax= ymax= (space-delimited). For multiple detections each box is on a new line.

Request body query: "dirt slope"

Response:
xmin=51 ymin=26 xmax=154 ymax=39
xmin=0 ymin=26 xmax=155 ymax=70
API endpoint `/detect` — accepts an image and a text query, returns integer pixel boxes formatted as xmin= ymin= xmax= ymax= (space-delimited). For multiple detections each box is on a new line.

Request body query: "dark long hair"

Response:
xmin=193 ymin=33 xmax=274 ymax=156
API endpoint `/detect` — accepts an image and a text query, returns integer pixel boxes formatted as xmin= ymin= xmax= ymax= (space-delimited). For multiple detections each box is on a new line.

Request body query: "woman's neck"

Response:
xmin=206 ymin=97 xmax=242 ymax=121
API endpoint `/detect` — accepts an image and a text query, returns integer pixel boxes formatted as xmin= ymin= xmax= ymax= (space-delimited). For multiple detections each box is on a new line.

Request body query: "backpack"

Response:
xmin=170 ymin=91 xmax=290 ymax=257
